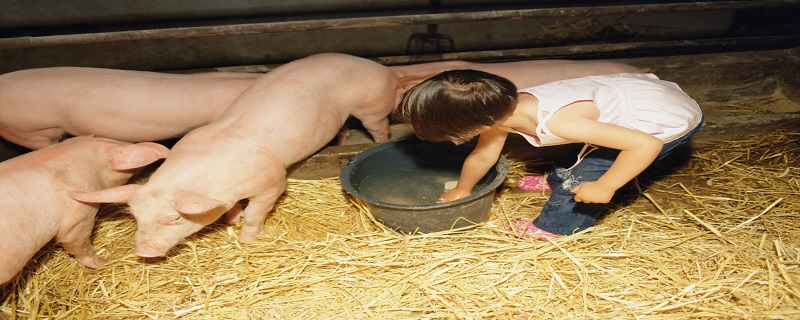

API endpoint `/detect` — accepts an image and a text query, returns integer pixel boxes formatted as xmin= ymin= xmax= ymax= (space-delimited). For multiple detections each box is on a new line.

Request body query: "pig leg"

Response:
xmin=334 ymin=125 xmax=351 ymax=145
xmin=238 ymin=180 xmax=287 ymax=242
xmin=358 ymin=116 xmax=390 ymax=143
xmin=222 ymin=202 xmax=245 ymax=225
xmin=56 ymin=212 xmax=107 ymax=269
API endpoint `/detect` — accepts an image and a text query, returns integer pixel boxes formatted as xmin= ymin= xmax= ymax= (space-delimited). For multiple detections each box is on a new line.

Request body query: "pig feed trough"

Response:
xmin=340 ymin=138 xmax=509 ymax=234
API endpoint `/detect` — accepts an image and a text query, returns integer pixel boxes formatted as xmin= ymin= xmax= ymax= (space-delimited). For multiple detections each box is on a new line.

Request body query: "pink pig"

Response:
xmin=389 ymin=59 xmax=645 ymax=93
xmin=0 ymin=136 xmax=168 ymax=284
xmin=0 ymin=67 xmax=259 ymax=150
xmin=70 ymin=53 xmax=399 ymax=257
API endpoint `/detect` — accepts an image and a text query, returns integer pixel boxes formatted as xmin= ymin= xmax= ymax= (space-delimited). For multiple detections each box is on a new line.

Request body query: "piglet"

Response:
xmin=70 ymin=53 xmax=399 ymax=257
xmin=0 ymin=136 xmax=168 ymax=284
xmin=0 ymin=67 xmax=259 ymax=150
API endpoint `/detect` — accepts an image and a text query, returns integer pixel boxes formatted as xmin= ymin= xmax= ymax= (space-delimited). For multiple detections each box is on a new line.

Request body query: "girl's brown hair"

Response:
xmin=393 ymin=69 xmax=517 ymax=144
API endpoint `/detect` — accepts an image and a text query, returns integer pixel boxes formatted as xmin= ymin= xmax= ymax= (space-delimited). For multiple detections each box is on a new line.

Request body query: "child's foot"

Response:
xmin=506 ymin=220 xmax=561 ymax=239
xmin=516 ymin=175 xmax=552 ymax=193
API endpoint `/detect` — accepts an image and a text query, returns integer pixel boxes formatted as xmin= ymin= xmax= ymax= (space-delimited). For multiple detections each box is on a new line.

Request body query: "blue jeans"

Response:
xmin=532 ymin=116 xmax=704 ymax=235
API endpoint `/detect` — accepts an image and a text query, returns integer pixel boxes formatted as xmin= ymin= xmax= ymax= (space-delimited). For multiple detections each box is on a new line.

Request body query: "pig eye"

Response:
xmin=167 ymin=215 xmax=184 ymax=225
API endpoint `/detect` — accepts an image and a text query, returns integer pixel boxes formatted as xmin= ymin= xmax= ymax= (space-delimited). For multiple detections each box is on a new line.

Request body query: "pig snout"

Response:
xmin=128 ymin=189 xmax=234 ymax=257
xmin=132 ymin=228 xmax=187 ymax=257
xmin=133 ymin=243 xmax=170 ymax=258
xmin=132 ymin=227 xmax=188 ymax=258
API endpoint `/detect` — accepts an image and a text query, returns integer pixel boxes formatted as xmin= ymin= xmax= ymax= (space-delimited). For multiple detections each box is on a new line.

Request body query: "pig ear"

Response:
xmin=111 ymin=142 xmax=169 ymax=170
xmin=69 ymin=184 xmax=140 ymax=204
xmin=173 ymin=190 xmax=225 ymax=215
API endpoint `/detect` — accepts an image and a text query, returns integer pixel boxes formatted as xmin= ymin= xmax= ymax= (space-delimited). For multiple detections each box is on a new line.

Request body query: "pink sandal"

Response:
xmin=517 ymin=175 xmax=552 ymax=193
xmin=506 ymin=220 xmax=561 ymax=239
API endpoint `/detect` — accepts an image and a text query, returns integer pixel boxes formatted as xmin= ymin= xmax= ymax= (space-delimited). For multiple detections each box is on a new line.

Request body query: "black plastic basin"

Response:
xmin=340 ymin=138 xmax=509 ymax=234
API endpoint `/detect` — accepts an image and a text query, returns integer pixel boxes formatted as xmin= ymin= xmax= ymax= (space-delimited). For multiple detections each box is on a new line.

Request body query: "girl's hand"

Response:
xmin=571 ymin=181 xmax=615 ymax=204
xmin=438 ymin=188 xmax=471 ymax=203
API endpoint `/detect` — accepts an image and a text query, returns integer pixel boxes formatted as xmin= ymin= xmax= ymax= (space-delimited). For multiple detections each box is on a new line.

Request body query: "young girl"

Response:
xmin=393 ymin=70 xmax=703 ymax=238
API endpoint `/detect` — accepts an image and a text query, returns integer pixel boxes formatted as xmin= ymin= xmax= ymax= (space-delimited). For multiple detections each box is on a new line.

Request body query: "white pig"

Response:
xmin=69 ymin=53 xmax=399 ymax=257
xmin=0 ymin=136 xmax=168 ymax=284
xmin=389 ymin=59 xmax=645 ymax=96
xmin=0 ymin=67 xmax=259 ymax=150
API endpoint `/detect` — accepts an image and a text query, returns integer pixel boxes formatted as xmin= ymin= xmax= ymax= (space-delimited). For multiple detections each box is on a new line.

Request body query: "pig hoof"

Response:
xmin=77 ymin=256 xmax=109 ymax=269
xmin=237 ymin=231 xmax=263 ymax=243
xmin=237 ymin=224 xmax=265 ymax=243
xmin=237 ymin=234 xmax=258 ymax=243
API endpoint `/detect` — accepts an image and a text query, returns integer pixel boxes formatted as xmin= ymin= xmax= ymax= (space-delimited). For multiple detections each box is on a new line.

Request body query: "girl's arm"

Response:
xmin=547 ymin=102 xmax=663 ymax=203
xmin=439 ymin=127 xmax=508 ymax=202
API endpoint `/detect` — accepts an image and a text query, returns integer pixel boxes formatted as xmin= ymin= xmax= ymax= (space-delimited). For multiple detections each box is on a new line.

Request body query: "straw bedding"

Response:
xmin=1 ymin=130 xmax=798 ymax=319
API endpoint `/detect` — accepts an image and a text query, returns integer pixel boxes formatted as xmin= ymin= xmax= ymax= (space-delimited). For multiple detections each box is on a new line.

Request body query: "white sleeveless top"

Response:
xmin=516 ymin=73 xmax=702 ymax=147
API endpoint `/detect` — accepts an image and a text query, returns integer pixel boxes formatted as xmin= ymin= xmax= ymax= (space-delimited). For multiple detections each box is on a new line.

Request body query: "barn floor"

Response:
xmin=1 ymin=47 xmax=799 ymax=319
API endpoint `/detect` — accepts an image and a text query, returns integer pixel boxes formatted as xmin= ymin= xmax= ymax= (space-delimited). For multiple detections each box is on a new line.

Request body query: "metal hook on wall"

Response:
xmin=405 ymin=0 xmax=455 ymax=55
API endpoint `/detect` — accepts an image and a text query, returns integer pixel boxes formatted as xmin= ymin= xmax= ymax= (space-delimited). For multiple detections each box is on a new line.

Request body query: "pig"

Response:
xmin=389 ymin=59 xmax=645 ymax=95
xmin=0 ymin=67 xmax=259 ymax=150
xmin=69 ymin=53 xmax=399 ymax=257
xmin=0 ymin=136 xmax=168 ymax=284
